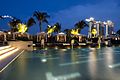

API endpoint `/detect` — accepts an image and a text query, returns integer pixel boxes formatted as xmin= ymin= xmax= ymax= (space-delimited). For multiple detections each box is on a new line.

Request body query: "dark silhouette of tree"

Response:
xmin=53 ymin=22 xmax=61 ymax=33
xmin=33 ymin=11 xmax=50 ymax=32
xmin=0 ymin=16 xmax=3 ymax=19
xmin=8 ymin=19 xmax=21 ymax=32
xmin=64 ymin=29 xmax=71 ymax=36
xmin=74 ymin=20 xmax=88 ymax=33
xmin=26 ymin=17 xmax=36 ymax=32
xmin=8 ymin=17 xmax=36 ymax=32
xmin=116 ymin=29 xmax=120 ymax=35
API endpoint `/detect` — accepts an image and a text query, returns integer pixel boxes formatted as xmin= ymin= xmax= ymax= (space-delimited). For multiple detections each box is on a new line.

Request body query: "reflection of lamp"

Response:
xmin=88 ymin=48 xmax=97 ymax=79
xmin=104 ymin=47 xmax=113 ymax=65
xmin=41 ymin=58 xmax=47 ymax=63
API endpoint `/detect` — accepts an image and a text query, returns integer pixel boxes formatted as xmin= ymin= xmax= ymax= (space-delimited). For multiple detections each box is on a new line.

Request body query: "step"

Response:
xmin=0 ymin=46 xmax=11 ymax=51
xmin=0 ymin=48 xmax=19 ymax=61
xmin=0 ymin=47 xmax=16 ymax=56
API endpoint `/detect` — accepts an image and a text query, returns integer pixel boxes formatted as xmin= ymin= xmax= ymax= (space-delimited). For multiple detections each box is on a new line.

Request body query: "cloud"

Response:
xmin=50 ymin=0 xmax=120 ymax=31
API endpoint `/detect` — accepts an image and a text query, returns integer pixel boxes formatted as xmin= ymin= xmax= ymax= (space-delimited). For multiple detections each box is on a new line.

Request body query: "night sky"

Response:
xmin=0 ymin=0 xmax=120 ymax=34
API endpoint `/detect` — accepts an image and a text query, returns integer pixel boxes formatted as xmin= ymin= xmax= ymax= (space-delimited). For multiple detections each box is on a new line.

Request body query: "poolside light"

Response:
xmin=41 ymin=58 xmax=47 ymax=62
xmin=108 ymin=65 xmax=113 ymax=68
xmin=32 ymin=44 xmax=36 ymax=46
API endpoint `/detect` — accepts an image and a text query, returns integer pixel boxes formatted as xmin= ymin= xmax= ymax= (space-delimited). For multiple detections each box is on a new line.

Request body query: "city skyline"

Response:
xmin=0 ymin=0 xmax=120 ymax=34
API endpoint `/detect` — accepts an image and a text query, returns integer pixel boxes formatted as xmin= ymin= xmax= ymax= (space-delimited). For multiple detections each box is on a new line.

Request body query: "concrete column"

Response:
xmin=96 ymin=23 xmax=100 ymax=36
xmin=65 ymin=35 xmax=66 ymax=42
xmin=4 ymin=33 xmax=7 ymax=41
xmin=37 ymin=35 xmax=38 ymax=42
xmin=13 ymin=33 xmax=15 ymax=40
xmin=88 ymin=21 xmax=92 ymax=38
xmin=106 ymin=24 xmax=108 ymax=37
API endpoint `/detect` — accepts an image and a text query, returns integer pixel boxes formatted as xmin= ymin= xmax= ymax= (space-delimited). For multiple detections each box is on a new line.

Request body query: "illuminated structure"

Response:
xmin=17 ymin=23 xmax=28 ymax=33
xmin=104 ymin=20 xmax=114 ymax=37
xmin=56 ymin=32 xmax=66 ymax=42
xmin=86 ymin=17 xmax=114 ymax=38
xmin=0 ymin=31 xmax=6 ymax=41
xmin=85 ymin=17 xmax=95 ymax=38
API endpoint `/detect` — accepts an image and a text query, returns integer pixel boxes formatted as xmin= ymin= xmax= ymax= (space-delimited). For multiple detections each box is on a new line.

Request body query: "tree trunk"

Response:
xmin=39 ymin=22 xmax=42 ymax=32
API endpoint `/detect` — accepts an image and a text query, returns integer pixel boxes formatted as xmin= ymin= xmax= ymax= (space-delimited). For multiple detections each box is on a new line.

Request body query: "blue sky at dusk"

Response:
xmin=0 ymin=0 xmax=120 ymax=34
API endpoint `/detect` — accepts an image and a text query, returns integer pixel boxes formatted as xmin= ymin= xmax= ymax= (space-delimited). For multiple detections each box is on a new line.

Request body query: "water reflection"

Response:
xmin=16 ymin=53 xmax=28 ymax=76
xmin=88 ymin=48 xmax=97 ymax=79
xmin=71 ymin=49 xmax=78 ymax=62
xmin=103 ymin=47 xmax=116 ymax=80
xmin=104 ymin=47 xmax=114 ymax=65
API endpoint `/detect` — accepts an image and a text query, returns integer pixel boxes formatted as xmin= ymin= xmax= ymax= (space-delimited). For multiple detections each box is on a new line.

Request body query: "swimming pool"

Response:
xmin=1 ymin=47 xmax=120 ymax=80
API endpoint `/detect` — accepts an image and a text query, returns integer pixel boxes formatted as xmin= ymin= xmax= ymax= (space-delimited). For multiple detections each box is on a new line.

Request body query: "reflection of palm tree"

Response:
xmin=33 ymin=11 xmax=50 ymax=32
xmin=8 ymin=19 xmax=21 ymax=32
xmin=74 ymin=20 xmax=88 ymax=33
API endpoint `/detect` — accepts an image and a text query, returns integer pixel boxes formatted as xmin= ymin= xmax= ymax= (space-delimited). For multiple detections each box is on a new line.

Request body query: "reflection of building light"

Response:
xmin=41 ymin=58 xmax=47 ymax=62
xmin=71 ymin=50 xmax=78 ymax=62
xmin=88 ymin=48 xmax=97 ymax=79
xmin=108 ymin=65 xmax=113 ymax=68
xmin=55 ymin=46 xmax=58 ymax=50
xmin=104 ymin=47 xmax=113 ymax=65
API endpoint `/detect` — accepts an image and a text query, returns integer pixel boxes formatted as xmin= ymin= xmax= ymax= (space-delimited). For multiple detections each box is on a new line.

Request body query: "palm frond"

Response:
xmin=27 ymin=17 xmax=36 ymax=27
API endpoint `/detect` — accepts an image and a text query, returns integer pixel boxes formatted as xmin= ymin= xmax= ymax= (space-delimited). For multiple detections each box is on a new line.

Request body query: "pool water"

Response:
xmin=1 ymin=47 xmax=120 ymax=80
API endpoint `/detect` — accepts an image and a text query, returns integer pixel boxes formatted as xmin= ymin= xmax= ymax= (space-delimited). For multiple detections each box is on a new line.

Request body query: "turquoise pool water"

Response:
xmin=1 ymin=47 xmax=120 ymax=80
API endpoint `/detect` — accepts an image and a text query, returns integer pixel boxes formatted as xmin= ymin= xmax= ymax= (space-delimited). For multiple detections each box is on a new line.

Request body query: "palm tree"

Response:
xmin=74 ymin=20 xmax=88 ymax=33
xmin=53 ymin=22 xmax=61 ymax=33
xmin=8 ymin=19 xmax=21 ymax=32
xmin=26 ymin=17 xmax=36 ymax=32
xmin=116 ymin=29 xmax=120 ymax=35
xmin=64 ymin=29 xmax=71 ymax=36
xmin=33 ymin=11 xmax=50 ymax=32
xmin=0 ymin=16 xmax=3 ymax=19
